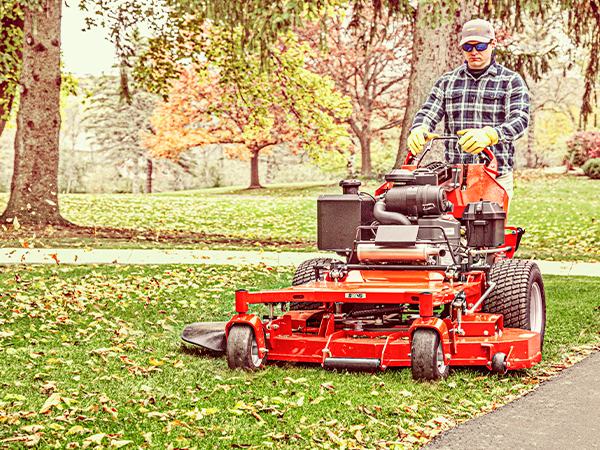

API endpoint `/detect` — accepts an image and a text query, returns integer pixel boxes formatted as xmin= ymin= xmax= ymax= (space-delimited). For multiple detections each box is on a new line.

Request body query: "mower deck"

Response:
xmin=225 ymin=268 xmax=542 ymax=372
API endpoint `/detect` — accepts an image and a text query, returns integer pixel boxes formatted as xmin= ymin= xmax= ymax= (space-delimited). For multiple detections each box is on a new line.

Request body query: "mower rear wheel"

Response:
xmin=226 ymin=325 xmax=266 ymax=371
xmin=411 ymin=328 xmax=449 ymax=381
xmin=290 ymin=258 xmax=342 ymax=310
xmin=483 ymin=259 xmax=546 ymax=349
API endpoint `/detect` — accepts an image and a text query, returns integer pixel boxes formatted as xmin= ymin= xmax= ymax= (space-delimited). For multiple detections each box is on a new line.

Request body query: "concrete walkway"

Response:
xmin=424 ymin=349 xmax=600 ymax=449
xmin=0 ymin=248 xmax=598 ymax=276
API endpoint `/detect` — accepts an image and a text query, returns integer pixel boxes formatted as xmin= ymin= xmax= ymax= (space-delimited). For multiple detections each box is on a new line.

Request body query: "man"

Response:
xmin=407 ymin=18 xmax=529 ymax=203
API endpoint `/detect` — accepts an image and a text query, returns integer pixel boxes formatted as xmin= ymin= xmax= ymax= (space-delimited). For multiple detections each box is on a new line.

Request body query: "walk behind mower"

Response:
xmin=182 ymin=137 xmax=546 ymax=380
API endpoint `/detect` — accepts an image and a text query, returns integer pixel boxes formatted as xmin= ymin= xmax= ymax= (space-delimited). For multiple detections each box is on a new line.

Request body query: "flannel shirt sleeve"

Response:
xmin=410 ymin=77 xmax=446 ymax=132
xmin=494 ymin=73 xmax=530 ymax=143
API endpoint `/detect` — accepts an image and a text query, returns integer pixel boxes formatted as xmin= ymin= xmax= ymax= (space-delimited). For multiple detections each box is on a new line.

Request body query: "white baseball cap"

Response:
xmin=460 ymin=19 xmax=495 ymax=46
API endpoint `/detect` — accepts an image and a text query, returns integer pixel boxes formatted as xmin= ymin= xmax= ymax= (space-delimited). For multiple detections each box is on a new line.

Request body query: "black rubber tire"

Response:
xmin=410 ymin=328 xmax=449 ymax=381
xmin=226 ymin=324 xmax=266 ymax=371
xmin=491 ymin=352 xmax=508 ymax=375
xmin=290 ymin=258 xmax=342 ymax=311
xmin=483 ymin=259 xmax=546 ymax=349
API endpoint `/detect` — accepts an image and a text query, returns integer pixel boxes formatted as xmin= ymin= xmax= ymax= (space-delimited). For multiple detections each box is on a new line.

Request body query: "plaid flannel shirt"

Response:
xmin=411 ymin=61 xmax=529 ymax=175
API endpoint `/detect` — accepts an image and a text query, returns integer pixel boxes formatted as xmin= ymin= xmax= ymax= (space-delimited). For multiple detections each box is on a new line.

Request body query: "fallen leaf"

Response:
xmin=84 ymin=433 xmax=106 ymax=444
xmin=20 ymin=425 xmax=44 ymax=433
xmin=40 ymin=393 xmax=61 ymax=414
xmin=110 ymin=440 xmax=134 ymax=448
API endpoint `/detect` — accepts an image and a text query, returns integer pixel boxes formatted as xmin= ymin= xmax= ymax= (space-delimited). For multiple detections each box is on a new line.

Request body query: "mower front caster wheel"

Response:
xmin=491 ymin=352 xmax=508 ymax=375
xmin=411 ymin=329 xmax=449 ymax=381
xmin=226 ymin=325 xmax=266 ymax=371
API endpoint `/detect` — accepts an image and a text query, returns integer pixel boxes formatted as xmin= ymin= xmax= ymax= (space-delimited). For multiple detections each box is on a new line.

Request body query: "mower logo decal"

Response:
xmin=345 ymin=293 xmax=367 ymax=299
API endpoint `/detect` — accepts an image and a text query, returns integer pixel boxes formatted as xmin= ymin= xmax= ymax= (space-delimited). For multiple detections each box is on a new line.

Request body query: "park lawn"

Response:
xmin=0 ymin=263 xmax=598 ymax=449
xmin=0 ymin=171 xmax=598 ymax=261
xmin=510 ymin=171 xmax=600 ymax=262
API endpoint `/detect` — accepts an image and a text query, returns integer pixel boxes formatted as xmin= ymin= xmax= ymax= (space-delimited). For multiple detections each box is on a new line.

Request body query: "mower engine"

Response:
xmin=318 ymin=162 xmax=506 ymax=267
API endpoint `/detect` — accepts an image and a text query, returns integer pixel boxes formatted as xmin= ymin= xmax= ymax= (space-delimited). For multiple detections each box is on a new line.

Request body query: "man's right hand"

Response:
xmin=407 ymin=126 xmax=439 ymax=155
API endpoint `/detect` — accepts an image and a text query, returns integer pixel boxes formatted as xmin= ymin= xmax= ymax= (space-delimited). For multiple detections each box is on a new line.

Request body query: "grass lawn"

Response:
xmin=510 ymin=171 xmax=600 ymax=262
xmin=0 ymin=171 xmax=598 ymax=261
xmin=1 ymin=263 xmax=598 ymax=449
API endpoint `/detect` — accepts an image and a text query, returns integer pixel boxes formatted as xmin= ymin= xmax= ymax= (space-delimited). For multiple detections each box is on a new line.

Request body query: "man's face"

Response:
xmin=462 ymin=40 xmax=496 ymax=70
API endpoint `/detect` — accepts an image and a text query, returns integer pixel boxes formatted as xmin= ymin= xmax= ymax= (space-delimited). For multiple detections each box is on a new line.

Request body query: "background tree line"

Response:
xmin=0 ymin=0 xmax=599 ymax=227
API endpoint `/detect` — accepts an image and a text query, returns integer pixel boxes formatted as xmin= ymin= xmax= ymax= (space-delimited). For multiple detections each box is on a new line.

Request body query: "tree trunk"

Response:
xmin=525 ymin=108 xmax=536 ymax=168
xmin=360 ymin=131 xmax=372 ymax=177
xmin=347 ymin=151 xmax=357 ymax=177
xmin=265 ymin=153 xmax=275 ymax=185
xmin=145 ymin=158 xmax=153 ymax=194
xmin=523 ymin=84 xmax=537 ymax=168
xmin=0 ymin=1 xmax=71 ymax=226
xmin=131 ymin=157 xmax=140 ymax=194
xmin=249 ymin=149 xmax=262 ymax=189
xmin=394 ymin=1 xmax=473 ymax=168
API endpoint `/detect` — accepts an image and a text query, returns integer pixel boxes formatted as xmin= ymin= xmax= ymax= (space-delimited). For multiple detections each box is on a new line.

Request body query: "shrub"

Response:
xmin=582 ymin=158 xmax=600 ymax=180
xmin=565 ymin=131 xmax=600 ymax=166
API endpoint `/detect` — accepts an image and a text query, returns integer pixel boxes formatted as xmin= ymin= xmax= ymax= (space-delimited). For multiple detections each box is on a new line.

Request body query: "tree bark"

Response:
xmin=394 ymin=2 xmax=473 ymax=168
xmin=0 ymin=1 xmax=71 ymax=226
xmin=524 ymin=84 xmax=537 ymax=168
xmin=249 ymin=148 xmax=262 ymax=189
xmin=525 ymin=108 xmax=537 ymax=167
xmin=145 ymin=158 xmax=153 ymax=194
xmin=131 ymin=157 xmax=140 ymax=194
xmin=360 ymin=130 xmax=372 ymax=177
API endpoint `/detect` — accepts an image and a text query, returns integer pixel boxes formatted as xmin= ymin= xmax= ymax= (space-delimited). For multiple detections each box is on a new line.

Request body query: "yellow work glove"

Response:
xmin=407 ymin=126 xmax=439 ymax=155
xmin=457 ymin=127 xmax=499 ymax=154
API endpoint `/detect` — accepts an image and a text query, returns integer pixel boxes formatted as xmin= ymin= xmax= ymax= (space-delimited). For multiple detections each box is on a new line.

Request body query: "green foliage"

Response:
xmin=565 ymin=130 xmax=600 ymax=167
xmin=206 ymin=30 xmax=353 ymax=162
xmin=82 ymin=69 xmax=158 ymax=193
xmin=0 ymin=263 xmax=597 ymax=449
xmin=582 ymin=158 xmax=600 ymax=180
xmin=0 ymin=3 xmax=23 ymax=124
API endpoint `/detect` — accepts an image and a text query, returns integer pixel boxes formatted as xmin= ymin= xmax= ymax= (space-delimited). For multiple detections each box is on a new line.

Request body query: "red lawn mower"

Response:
xmin=182 ymin=137 xmax=546 ymax=381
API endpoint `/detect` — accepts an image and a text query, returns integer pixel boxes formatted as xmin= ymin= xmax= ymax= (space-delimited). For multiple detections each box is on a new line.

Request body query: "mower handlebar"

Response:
xmin=403 ymin=136 xmax=498 ymax=175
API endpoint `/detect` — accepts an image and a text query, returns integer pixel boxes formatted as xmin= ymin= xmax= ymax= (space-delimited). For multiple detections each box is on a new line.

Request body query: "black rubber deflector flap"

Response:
xmin=181 ymin=322 xmax=228 ymax=352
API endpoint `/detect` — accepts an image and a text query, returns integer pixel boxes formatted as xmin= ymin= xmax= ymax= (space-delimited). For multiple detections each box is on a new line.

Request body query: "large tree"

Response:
xmin=83 ymin=72 xmax=157 ymax=194
xmin=141 ymin=30 xmax=352 ymax=189
xmin=0 ymin=0 xmax=70 ymax=226
xmin=393 ymin=0 xmax=473 ymax=167
xmin=296 ymin=5 xmax=412 ymax=177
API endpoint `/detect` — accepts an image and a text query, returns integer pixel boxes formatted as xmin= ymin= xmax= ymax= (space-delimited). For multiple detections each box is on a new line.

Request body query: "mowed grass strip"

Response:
xmin=2 ymin=171 xmax=599 ymax=260
xmin=0 ymin=264 xmax=598 ymax=449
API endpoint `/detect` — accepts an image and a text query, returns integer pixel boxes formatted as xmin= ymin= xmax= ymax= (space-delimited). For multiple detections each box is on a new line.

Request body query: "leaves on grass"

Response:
xmin=0 ymin=264 xmax=598 ymax=449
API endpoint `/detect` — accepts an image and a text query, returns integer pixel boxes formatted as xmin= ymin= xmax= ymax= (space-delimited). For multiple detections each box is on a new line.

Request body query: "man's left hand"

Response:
xmin=457 ymin=127 xmax=499 ymax=154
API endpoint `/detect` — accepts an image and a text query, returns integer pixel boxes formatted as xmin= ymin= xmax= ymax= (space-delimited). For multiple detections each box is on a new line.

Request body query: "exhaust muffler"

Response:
xmin=356 ymin=243 xmax=445 ymax=263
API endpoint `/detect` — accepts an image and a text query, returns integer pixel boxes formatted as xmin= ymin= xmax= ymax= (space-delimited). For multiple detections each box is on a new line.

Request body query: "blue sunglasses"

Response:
xmin=462 ymin=41 xmax=492 ymax=52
